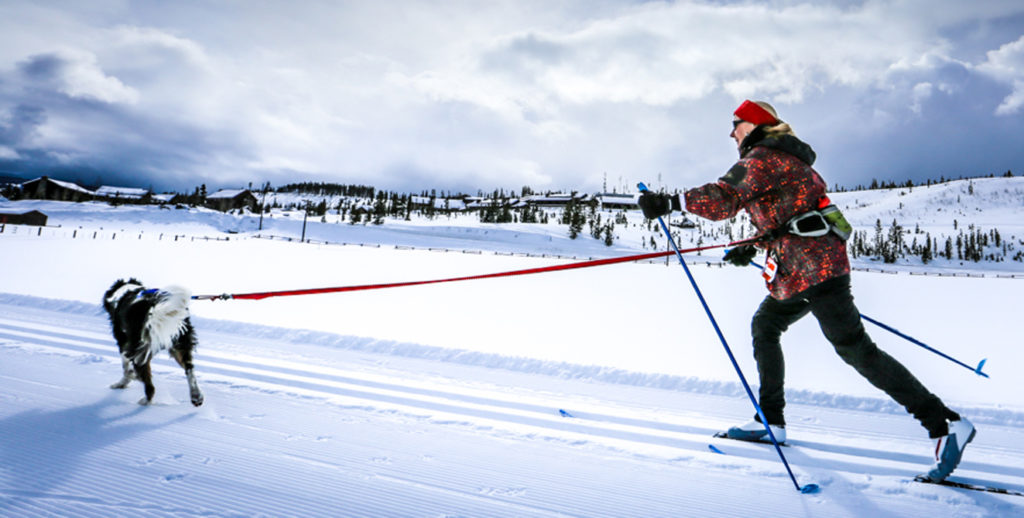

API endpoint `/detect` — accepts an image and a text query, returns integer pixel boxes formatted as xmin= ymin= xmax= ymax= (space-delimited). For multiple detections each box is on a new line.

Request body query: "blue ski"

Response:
xmin=712 ymin=431 xmax=789 ymax=447
xmin=913 ymin=475 xmax=1024 ymax=497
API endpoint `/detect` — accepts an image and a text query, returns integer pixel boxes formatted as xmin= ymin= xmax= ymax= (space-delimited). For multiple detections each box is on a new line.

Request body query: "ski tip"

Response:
xmin=800 ymin=483 xmax=821 ymax=494
xmin=975 ymin=358 xmax=989 ymax=378
xmin=708 ymin=444 xmax=725 ymax=455
xmin=558 ymin=409 xmax=574 ymax=418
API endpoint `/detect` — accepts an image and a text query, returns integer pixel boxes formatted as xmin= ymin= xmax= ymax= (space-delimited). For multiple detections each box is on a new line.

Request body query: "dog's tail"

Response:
xmin=139 ymin=285 xmax=192 ymax=363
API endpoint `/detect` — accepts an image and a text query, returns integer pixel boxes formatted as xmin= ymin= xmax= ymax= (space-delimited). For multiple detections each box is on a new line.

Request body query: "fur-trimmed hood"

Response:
xmin=739 ymin=125 xmax=817 ymax=166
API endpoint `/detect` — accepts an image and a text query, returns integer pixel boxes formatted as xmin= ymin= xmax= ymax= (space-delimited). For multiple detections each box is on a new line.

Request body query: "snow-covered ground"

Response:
xmin=2 ymin=180 xmax=1023 ymax=516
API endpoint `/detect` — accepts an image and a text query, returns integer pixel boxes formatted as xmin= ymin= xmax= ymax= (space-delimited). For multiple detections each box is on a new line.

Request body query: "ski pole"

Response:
xmin=732 ymin=252 xmax=989 ymax=378
xmin=639 ymin=184 xmax=818 ymax=494
xmin=858 ymin=314 xmax=988 ymax=377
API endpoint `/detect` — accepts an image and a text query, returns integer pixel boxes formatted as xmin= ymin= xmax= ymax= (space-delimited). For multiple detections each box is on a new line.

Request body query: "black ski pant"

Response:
xmin=750 ymin=274 xmax=959 ymax=438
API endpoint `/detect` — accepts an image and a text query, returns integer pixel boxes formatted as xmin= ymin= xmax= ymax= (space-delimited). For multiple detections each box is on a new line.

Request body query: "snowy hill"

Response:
xmin=2 ymin=178 xmax=1023 ymax=516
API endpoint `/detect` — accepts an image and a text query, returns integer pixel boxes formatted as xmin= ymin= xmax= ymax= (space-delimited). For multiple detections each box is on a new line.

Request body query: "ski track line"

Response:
xmin=4 ymin=321 xmax=1024 ymax=484
xmin=4 ymin=318 xmax=1024 ymax=504
xmin=0 ymin=322 xmax=734 ymax=437
xmin=93 ymin=392 xmax=659 ymax=517
xmin=0 ymin=422 xmax=246 ymax=517
xmin=0 ymin=488 xmax=226 ymax=518
xmin=370 ymin=474 xmax=586 ymax=518
xmin=0 ymin=326 xmax=864 ymax=452
xmin=2 ymin=420 xmax=425 ymax=518
xmin=2 ymin=328 xmax=731 ymax=515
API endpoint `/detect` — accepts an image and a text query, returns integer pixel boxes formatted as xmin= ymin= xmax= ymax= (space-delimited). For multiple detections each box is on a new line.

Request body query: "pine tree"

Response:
xmin=590 ymin=212 xmax=603 ymax=240
xmin=873 ymin=219 xmax=884 ymax=258
xmin=921 ymin=232 xmax=933 ymax=264
xmin=603 ymin=222 xmax=615 ymax=246
xmin=570 ymin=204 xmax=584 ymax=239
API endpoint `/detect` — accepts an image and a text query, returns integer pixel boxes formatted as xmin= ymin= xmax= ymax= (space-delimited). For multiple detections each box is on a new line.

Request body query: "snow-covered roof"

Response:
xmin=96 ymin=185 xmax=149 ymax=198
xmin=597 ymin=193 xmax=638 ymax=206
xmin=465 ymin=199 xmax=499 ymax=209
xmin=410 ymin=196 xmax=466 ymax=210
xmin=208 ymin=189 xmax=252 ymax=199
xmin=151 ymin=193 xmax=176 ymax=202
xmin=520 ymin=192 xmax=589 ymax=204
xmin=0 ymin=208 xmax=44 ymax=215
xmin=24 ymin=177 xmax=94 ymax=195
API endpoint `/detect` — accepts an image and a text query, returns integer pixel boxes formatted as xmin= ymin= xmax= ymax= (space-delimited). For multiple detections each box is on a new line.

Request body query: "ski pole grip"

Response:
xmin=637 ymin=182 xmax=650 ymax=192
xmin=975 ymin=359 xmax=989 ymax=378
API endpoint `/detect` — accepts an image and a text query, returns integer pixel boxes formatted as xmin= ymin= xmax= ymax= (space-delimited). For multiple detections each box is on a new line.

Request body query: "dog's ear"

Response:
xmin=103 ymin=282 xmax=118 ymax=311
xmin=103 ymin=279 xmax=130 ymax=307
xmin=106 ymin=279 xmax=125 ymax=295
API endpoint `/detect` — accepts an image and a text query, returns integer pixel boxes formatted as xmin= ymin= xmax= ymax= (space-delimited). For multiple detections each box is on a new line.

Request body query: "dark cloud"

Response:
xmin=806 ymin=62 xmax=1021 ymax=188
xmin=0 ymin=49 xmax=254 ymax=191
xmin=18 ymin=53 xmax=66 ymax=81
xmin=0 ymin=104 xmax=46 ymax=145
xmin=0 ymin=1 xmax=1022 ymax=194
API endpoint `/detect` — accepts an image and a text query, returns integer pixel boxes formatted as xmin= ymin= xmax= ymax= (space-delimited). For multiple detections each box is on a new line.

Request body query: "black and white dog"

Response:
xmin=103 ymin=278 xmax=204 ymax=406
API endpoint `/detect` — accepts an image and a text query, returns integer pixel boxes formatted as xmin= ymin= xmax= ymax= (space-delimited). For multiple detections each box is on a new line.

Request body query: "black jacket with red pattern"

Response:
xmin=683 ymin=127 xmax=849 ymax=300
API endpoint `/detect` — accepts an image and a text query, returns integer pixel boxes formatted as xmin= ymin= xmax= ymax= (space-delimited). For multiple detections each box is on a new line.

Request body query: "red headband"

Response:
xmin=733 ymin=100 xmax=779 ymax=126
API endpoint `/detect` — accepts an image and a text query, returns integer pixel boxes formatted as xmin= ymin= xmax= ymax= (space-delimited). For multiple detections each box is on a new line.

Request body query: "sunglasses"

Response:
xmin=732 ymin=119 xmax=746 ymax=129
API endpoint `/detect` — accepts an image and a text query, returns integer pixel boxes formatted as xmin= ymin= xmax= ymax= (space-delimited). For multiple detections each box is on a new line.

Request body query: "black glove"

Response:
xmin=723 ymin=245 xmax=757 ymax=266
xmin=637 ymin=192 xmax=674 ymax=219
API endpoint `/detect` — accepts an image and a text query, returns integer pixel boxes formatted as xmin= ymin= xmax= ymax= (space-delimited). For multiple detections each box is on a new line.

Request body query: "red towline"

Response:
xmin=192 ymin=239 xmax=755 ymax=301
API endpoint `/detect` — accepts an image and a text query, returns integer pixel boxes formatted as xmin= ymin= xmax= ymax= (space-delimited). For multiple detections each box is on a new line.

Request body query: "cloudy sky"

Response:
xmin=1 ymin=1 xmax=1022 ymax=194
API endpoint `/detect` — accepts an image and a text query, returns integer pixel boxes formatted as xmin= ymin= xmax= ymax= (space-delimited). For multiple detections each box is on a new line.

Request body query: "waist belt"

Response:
xmin=770 ymin=197 xmax=852 ymax=241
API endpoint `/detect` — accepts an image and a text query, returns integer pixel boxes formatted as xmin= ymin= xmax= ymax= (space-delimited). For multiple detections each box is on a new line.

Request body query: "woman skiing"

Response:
xmin=638 ymin=100 xmax=973 ymax=482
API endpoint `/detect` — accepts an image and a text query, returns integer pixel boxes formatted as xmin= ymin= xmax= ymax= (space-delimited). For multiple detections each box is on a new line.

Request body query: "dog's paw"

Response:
xmin=191 ymin=393 xmax=204 ymax=407
xmin=138 ymin=397 xmax=153 ymax=406
xmin=110 ymin=380 xmax=130 ymax=389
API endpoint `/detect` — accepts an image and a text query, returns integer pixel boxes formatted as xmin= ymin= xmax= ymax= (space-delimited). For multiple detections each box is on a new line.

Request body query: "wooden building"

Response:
xmin=0 ymin=209 xmax=48 ymax=226
xmin=21 ymin=176 xmax=94 ymax=202
xmin=206 ymin=189 xmax=258 ymax=212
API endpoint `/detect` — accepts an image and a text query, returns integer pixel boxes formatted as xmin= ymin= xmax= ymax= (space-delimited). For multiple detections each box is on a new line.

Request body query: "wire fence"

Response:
xmin=0 ymin=223 xmax=233 ymax=243
xmin=4 ymin=223 xmax=1022 ymax=279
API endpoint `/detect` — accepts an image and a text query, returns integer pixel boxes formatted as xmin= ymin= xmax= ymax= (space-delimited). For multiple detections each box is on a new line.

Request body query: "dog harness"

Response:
xmin=107 ymin=283 xmax=144 ymax=305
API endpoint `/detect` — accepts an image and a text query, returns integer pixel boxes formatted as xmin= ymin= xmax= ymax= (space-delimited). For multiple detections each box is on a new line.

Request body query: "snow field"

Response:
xmin=2 ymin=185 xmax=1024 ymax=516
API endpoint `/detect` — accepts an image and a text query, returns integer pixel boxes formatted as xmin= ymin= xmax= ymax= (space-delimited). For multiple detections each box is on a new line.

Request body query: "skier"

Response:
xmin=638 ymin=99 xmax=974 ymax=482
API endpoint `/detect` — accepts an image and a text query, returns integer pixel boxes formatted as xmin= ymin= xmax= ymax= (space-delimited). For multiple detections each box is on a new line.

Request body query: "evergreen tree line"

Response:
xmin=276 ymin=182 xmax=377 ymax=198
xmin=833 ymin=170 xmax=1014 ymax=193
xmin=848 ymin=219 xmax=1019 ymax=264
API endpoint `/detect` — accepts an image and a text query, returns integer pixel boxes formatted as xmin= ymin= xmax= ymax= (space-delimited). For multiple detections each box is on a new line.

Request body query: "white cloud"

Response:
xmin=109 ymin=25 xmax=212 ymax=70
xmin=910 ymin=82 xmax=933 ymax=114
xmin=976 ymin=35 xmax=1024 ymax=115
xmin=390 ymin=0 xmax=1018 ymax=148
xmin=2 ymin=0 xmax=1023 ymax=191
xmin=53 ymin=49 xmax=139 ymax=105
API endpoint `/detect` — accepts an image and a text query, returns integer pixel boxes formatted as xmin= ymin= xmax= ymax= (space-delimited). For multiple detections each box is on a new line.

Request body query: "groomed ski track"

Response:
xmin=2 ymin=297 xmax=1023 ymax=517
